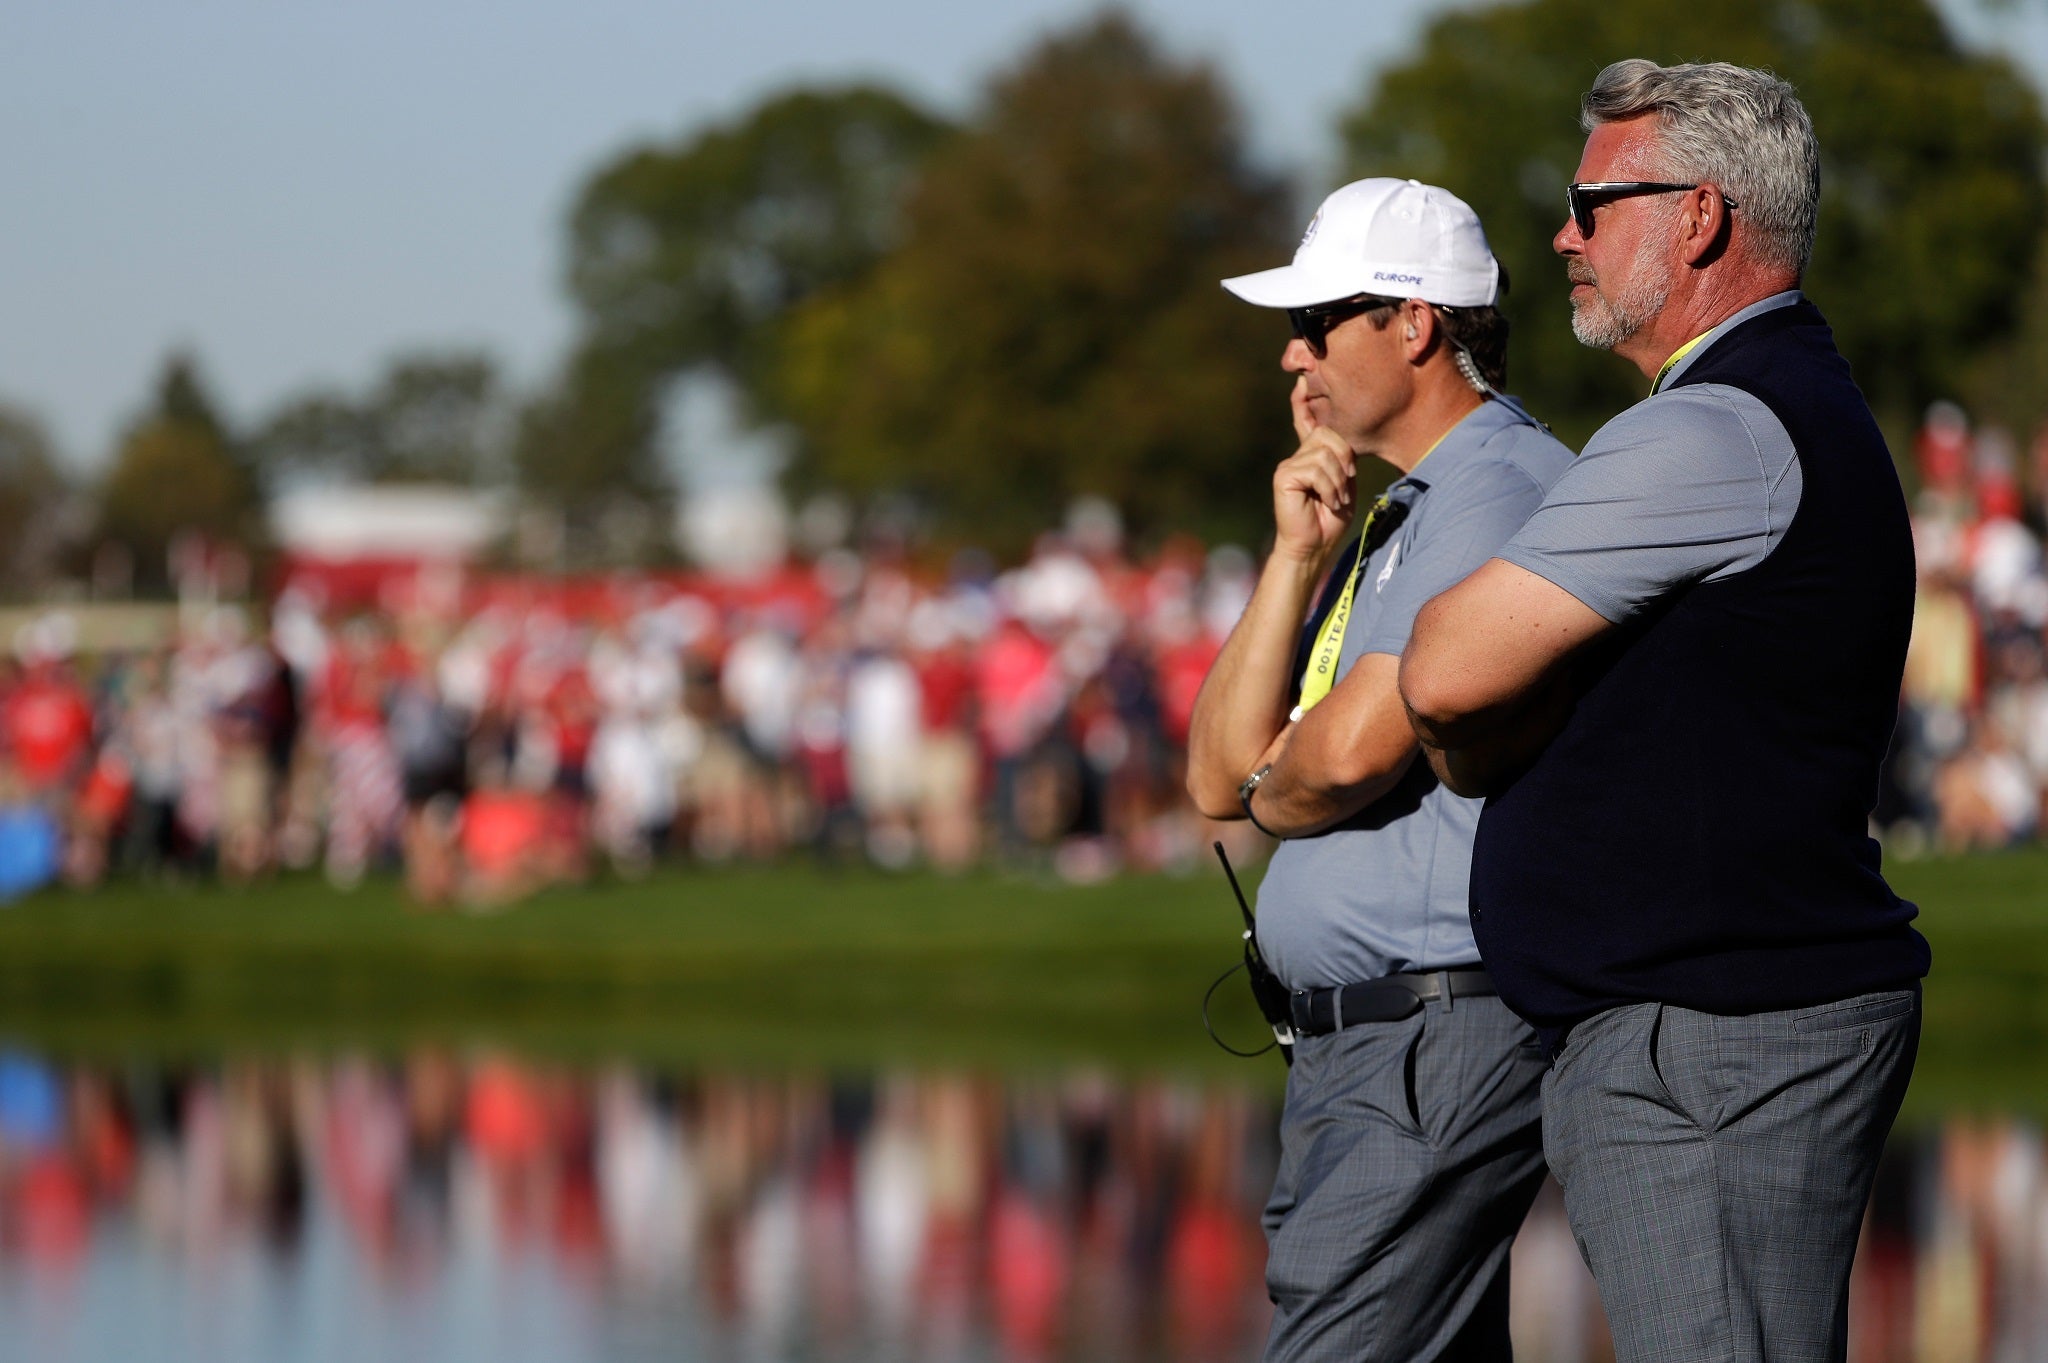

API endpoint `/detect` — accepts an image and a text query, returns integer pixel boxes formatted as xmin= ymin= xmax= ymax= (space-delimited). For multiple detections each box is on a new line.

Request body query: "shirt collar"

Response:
xmin=1390 ymin=395 xmax=1537 ymax=492
xmin=1654 ymin=289 xmax=1804 ymax=393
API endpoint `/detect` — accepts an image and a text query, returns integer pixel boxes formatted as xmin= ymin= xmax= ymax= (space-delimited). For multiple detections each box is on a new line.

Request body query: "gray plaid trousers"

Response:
xmin=1262 ymin=994 xmax=1548 ymax=1363
xmin=1543 ymin=989 xmax=1920 ymax=1363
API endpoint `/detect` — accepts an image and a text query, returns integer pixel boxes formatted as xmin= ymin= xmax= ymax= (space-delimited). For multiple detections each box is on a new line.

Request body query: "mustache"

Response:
xmin=1566 ymin=261 xmax=1598 ymax=287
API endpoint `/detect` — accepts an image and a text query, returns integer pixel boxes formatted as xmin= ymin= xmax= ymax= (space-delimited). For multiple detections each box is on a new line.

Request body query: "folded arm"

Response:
xmin=1402 ymin=387 xmax=1797 ymax=796
xmin=1243 ymin=652 xmax=1419 ymax=836
xmin=1398 ymin=559 xmax=1612 ymax=797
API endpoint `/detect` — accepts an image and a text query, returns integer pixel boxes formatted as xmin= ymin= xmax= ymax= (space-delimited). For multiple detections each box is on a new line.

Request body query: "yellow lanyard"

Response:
xmin=1291 ymin=432 xmax=1449 ymax=720
xmin=1653 ymin=331 xmax=1712 ymax=393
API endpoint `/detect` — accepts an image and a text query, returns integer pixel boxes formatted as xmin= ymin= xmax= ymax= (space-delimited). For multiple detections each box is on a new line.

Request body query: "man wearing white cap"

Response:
xmin=1187 ymin=178 xmax=1574 ymax=1360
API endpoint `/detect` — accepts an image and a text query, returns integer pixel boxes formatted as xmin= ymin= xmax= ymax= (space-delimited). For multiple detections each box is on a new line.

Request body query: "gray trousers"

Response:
xmin=1263 ymin=993 xmax=1548 ymax=1363
xmin=1543 ymin=988 xmax=1921 ymax=1363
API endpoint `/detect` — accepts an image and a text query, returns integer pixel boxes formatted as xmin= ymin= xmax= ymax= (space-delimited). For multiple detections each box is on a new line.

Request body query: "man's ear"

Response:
xmin=1680 ymin=186 xmax=1733 ymax=267
xmin=1402 ymin=300 xmax=1436 ymax=359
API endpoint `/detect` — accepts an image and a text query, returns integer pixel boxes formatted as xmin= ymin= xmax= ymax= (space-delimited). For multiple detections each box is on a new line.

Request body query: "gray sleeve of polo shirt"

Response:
xmin=1496 ymin=384 xmax=1803 ymax=624
xmin=1360 ymin=452 xmax=1554 ymax=657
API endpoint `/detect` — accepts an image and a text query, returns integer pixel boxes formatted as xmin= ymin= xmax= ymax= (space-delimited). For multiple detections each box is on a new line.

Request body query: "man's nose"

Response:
xmin=1553 ymin=215 xmax=1584 ymax=257
xmin=1282 ymin=338 xmax=1316 ymax=373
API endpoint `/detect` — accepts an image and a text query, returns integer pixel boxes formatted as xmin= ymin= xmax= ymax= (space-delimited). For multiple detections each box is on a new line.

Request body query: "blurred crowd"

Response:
xmin=0 ymin=500 xmax=1261 ymax=905
xmin=1891 ymin=405 xmax=2048 ymax=853
xmin=0 ymin=1053 xmax=2041 ymax=1363
xmin=3 ymin=401 xmax=2048 ymax=907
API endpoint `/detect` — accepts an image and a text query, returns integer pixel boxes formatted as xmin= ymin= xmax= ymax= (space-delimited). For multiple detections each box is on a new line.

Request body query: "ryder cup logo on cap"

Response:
xmin=1221 ymin=178 xmax=1500 ymax=309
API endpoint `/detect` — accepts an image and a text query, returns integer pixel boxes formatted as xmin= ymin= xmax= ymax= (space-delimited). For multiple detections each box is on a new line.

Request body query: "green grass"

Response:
xmin=0 ymin=861 xmax=1281 ymax=1081
xmin=0 ymin=849 xmax=2040 ymax=1112
xmin=1884 ymin=850 xmax=2048 ymax=1115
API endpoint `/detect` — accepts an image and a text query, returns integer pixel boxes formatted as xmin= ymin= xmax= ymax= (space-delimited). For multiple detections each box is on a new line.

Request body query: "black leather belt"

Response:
xmin=1288 ymin=968 xmax=1496 ymax=1037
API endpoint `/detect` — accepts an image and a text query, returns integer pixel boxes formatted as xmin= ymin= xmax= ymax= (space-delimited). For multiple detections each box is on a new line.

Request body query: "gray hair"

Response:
xmin=1581 ymin=60 xmax=1820 ymax=277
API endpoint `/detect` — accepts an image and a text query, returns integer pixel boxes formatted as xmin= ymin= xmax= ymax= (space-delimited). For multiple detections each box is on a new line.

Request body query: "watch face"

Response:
xmin=1239 ymin=764 xmax=1271 ymax=801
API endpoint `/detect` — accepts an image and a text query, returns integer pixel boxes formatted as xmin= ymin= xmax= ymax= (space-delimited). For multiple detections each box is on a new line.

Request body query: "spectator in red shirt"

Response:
xmin=909 ymin=609 xmax=981 ymax=871
xmin=4 ymin=662 xmax=94 ymax=795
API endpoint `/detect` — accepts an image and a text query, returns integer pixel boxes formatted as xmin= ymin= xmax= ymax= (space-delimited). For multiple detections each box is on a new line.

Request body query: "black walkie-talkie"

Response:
xmin=1206 ymin=841 xmax=1296 ymax=1064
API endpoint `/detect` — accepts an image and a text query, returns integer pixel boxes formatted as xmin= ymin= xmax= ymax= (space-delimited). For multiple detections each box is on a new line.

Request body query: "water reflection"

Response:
xmin=0 ymin=1052 xmax=2038 ymax=1363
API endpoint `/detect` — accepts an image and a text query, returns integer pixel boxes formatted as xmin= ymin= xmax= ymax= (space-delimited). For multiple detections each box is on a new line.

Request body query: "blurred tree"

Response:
xmin=509 ymin=345 xmax=665 ymax=565
xmin=253 ymin=352 xmax=505 ymax=486
xmin=1339 ymin=0 xmax=2046 ymax=448
xmin=369 ymin=354 xmax=504 ymax=483
xmin=776 ymin=12 xmax=1294 ymax=549
xmin=0 ymin=404 xmax=74 ymax=597
xmin=1964 ymin=226 xmax=2048 ymax=442
xmin=97 ymin=354 xmax=256 ymax=589
xmin=251 ymin=392 xmax=379 ymax=486
xmin=564 ymin=84 xmax=953 ymax=408
xmin=531 ymin=84 xmax=950 ymax=545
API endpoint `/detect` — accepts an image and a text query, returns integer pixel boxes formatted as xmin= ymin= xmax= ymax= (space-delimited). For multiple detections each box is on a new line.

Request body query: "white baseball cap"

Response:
xmin=1222 ymin=177 xmax=1501 ymax=309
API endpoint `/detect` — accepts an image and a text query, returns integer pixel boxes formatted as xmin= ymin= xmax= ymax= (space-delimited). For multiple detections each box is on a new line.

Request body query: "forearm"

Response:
xmin=1185 ymin=544 xmax=1333 ymax=817
xmin=1412 ymin=669 xmax=1575 ymax=798
xmin=1241 ymin=653 xmax=1419 ymax=836
xmin=1400 ymin=559 xmax=1610 ymax=796
xmin=1250 ymin=735 xmax=1416 ymax=837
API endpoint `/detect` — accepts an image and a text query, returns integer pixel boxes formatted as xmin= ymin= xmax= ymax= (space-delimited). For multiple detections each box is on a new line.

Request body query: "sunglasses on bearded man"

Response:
xmin=1565 ymin=181 xmax=1739 ymax=238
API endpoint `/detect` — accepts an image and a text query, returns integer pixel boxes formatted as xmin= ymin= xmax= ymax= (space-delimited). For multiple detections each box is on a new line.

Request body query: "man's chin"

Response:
xmin=1564 ymin=296 xmax=1646 ymax=349
xmin=1569 ymin=300 xmax=1630 ymax=351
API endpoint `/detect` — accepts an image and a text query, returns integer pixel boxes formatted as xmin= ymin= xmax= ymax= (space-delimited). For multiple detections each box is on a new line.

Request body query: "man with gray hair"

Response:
xmin=1400 ymin=61 xmax=1929 ymax=1361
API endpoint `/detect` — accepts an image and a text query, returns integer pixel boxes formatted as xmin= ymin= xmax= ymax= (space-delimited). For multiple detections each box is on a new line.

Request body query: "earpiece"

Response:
xmin=1452 ymin=346 xmax=1491 ymax=397
xmin=1405 ymin=326 xmax=1417 ymax=340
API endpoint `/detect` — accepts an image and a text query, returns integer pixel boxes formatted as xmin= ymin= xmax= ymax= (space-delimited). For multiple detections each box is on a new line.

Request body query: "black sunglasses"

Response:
xmin=1565 ymin=181 xmax=1738 ymax=237
xmin=1287 ymin=295 xmax=1402 ymax=358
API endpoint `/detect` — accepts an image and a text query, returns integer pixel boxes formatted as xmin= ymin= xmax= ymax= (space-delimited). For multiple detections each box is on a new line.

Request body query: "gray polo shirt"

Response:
xmin=1497 ymin=291 xmax=1805 ymax=623
xmin=1256 ymin=396 xmax=1575 ymax=990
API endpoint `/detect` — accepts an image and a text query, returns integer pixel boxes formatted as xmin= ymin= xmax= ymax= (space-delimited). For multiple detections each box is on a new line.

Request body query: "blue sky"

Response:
xmin=4 ymin=0 xmax=2044 ymax=469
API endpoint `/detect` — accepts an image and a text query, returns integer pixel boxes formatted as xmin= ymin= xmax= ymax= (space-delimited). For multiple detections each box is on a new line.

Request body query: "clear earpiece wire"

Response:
xmin=1453 ymin=344 xmax=1491 ymax=398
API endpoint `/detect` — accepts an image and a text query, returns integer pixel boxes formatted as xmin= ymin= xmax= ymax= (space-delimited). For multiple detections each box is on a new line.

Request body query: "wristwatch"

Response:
xmin=1239 ymin=764 xmax=1278 ymax=836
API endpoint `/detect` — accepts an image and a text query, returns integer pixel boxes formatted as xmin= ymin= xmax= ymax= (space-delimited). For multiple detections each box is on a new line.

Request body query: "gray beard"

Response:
xmin=1569 ymin=269 xmax=1669 ymax=350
